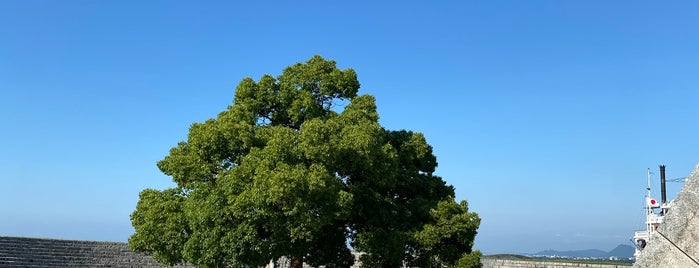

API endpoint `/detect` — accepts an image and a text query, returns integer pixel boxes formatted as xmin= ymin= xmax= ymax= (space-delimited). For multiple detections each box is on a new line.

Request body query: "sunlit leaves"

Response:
xmin=130 ymin=56 xmax=480 ymax=268
xmin=129 ymin=189 xmax=189 ymax=266
xmin=411 ymin=199 xmax=482 ymax=267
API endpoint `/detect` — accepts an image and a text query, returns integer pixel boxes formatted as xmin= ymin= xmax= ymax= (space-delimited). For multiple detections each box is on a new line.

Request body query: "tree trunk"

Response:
xmin=290 ymin=256 xmax=303 ymax=268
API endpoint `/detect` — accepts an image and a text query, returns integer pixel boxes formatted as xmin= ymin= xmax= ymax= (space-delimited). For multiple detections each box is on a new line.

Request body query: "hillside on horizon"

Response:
xmin=532 ymin=244 xmax=634 ymax=258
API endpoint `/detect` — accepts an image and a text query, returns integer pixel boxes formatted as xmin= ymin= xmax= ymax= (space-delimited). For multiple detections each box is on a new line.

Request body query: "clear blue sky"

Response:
xmin=1 ymin=1 xmax=698 ymax=254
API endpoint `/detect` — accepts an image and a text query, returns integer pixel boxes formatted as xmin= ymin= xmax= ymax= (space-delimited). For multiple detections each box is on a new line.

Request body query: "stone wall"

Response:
xmin=266 ymin=254 xmax=362 ymax=268
xmin=481 ymin=258 xmax=629 ymax=268
xmin=633 ymin=163 xmax=699 ymax=268
xmin=0 ymin=236 xmax=632 ymax=268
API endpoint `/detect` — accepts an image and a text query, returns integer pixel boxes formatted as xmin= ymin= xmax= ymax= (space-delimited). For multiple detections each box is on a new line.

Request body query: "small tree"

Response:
xmin=129 ymin=56 xmax=481 ymax=268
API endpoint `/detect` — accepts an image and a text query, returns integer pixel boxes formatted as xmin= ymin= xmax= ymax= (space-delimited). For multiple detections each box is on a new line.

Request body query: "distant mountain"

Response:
xmin=534 ymin=249 xmax=607 ymax=258
xmin=533 ymin=244 xmax=635 ymax=258
xmin=607 ymin=244 xmax=634 ymax=258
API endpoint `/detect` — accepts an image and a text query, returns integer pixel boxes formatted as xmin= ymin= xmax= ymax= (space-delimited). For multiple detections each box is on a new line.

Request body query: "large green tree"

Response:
xmin=130 ymin=56 xmax=481 ymax=268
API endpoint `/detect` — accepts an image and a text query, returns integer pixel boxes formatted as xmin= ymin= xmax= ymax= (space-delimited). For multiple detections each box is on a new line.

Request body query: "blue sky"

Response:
xmin=1 ymin=1 xmax=698 ymax=254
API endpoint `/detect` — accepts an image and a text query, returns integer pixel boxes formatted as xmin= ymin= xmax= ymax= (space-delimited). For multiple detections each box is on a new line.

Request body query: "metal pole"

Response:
xmin=660 ymin=165 xmax=667 ymax=204
xmin=647 ymin=168 xmax=652 ymax=236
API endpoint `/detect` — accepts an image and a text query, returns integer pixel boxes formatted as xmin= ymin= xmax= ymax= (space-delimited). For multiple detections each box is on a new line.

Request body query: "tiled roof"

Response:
xmin=0 ymin=236 xmax=193 ymax=268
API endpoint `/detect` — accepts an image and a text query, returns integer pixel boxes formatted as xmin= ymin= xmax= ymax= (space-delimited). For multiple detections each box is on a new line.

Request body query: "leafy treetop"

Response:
xmin=130 ymin=55 xmax=481 ymax=268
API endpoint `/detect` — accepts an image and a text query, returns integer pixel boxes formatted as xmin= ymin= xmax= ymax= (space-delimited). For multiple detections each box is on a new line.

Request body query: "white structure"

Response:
xmin=633 ymin=166 xmax=673 ymax=258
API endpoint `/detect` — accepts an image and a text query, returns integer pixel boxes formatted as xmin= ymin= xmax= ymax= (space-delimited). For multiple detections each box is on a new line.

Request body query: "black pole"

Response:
xmin=660 ymin=165 xmax=667 ymax=204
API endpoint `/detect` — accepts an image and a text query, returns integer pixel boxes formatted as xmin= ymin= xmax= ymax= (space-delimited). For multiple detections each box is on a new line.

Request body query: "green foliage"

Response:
xmin=456 ymin=251 xmax=483 ymax=268
xmin=130 ymin=56 xmax=480 ymax=268
xmin=411 ymin=199 xmax=481 ymax=267
xmin=129 ymin=189 xmax=190 ymax=266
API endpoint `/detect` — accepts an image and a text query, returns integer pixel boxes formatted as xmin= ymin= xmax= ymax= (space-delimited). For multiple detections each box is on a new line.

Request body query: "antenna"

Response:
xmin=647 ymin=168 xmax=651 ymax=193
xmin=669 ymin=177 xmax=688 ymax=183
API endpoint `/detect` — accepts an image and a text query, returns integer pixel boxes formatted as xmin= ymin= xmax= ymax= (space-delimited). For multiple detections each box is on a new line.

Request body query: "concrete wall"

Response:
xmin=269 ymin=256 xmax=630 ymax=268
xmin=266 ymin=254 xmax=362 ymax=268
xmin=1 ymin=236 xmax=632 ymax=268
xmin=481 ymin=258 xmax=630 ymax=268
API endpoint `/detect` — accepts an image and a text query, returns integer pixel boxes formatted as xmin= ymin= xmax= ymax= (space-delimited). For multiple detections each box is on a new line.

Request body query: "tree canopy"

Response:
xmin=129 ymin=55 xmax=481 ymax=268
